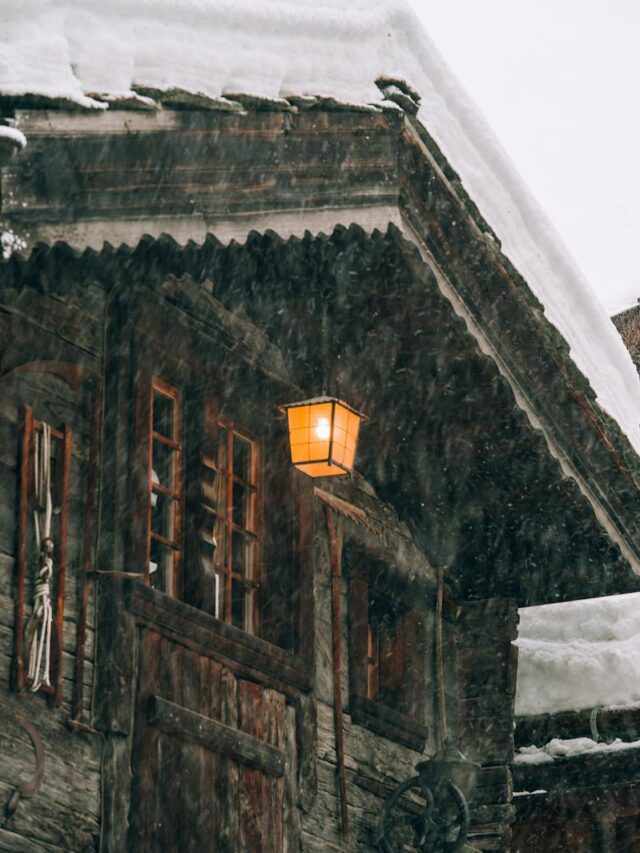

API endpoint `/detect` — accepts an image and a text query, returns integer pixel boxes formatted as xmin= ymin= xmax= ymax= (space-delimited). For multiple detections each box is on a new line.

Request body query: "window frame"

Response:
xmin=146 ymin=377 xmax=184 ymax=597
xmin=348 ymin=555 xmax=428 ymax=750
xmin=199 ymin=411 xmax=262 ymax=633
xmin=14 ymin=406 xmax=73 ymax=704
xmin=128 ymin=286 xmax=316 ymax=689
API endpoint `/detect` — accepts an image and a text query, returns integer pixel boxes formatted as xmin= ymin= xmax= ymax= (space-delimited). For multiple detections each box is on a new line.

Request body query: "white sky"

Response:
xmin=408 ymin=0 xmax=640 ymax=315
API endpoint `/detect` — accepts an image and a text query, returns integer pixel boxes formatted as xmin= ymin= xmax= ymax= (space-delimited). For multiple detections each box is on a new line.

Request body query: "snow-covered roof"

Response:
xmin=515 ymin=593 xmax=640 ymax=716
xmin=3 ymin=0 xmax=640 ymax=452
xmin=515 ymin=736 xmax=640 ymax=766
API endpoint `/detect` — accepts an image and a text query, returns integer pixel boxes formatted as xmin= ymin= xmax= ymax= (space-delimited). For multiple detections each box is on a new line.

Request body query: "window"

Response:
xmin=367 ymin=588 xmax=410 ymax=708
xmin=148 ymin=379 xmax=183 ymax=597
xmin=14 ymin=407 xmax=72 ymax=703
xmin=198 ymin=415 xmax=259 ymax=632
xmin=128 ymin=283 xmax=313 ymax=684
xmin=142 ymin=375 xmax=300 ymax=649
xmin=349 ymin=552 xmax=428 ymax=750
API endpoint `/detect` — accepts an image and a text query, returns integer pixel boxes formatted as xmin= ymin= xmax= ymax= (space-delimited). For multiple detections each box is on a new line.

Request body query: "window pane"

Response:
xmin=214 ymin=572 xmax=225 ymax=620
xmin=150 ymin=537 xmax=174 ymax=594
xmin=153 ymin=390 xmax=175 ymax=437
xmin=151 ymin=490 xmax=176 ymax=541
xmin=197 ymin=541 xmax=218 ymax=614
xmin=232 ymin=481 xmax=249 ymax=528
xmin=231 ymin=578 xmax=252 ymax=631
xmin=233 ymin=435 xmax=252 ymax=481
xmin=369 ymin=589 xmax=407 ymax=707
xmin=212 ymin=519 xmax=226 ymax=566
xmin=152 ymin=439 xmax=175 ymax=488
xmin=232 ymin=531 xmax=251 ymax=577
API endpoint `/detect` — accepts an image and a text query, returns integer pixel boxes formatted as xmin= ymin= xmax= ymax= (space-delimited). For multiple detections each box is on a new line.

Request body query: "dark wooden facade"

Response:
xmin=507 ymin=310 xmax=640 ymax=853
xmin=0 ymin=95 xmax=639 ymax=851
xmin=512 ymin=708 xmax=640 ymax=852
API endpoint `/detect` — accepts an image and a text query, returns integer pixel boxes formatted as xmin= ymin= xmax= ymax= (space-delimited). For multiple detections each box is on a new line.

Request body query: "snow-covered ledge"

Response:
xmin=515 ymin=593 xmax=640 ymax=717
xmin=0 ymin=125 xmax=27 ymax=167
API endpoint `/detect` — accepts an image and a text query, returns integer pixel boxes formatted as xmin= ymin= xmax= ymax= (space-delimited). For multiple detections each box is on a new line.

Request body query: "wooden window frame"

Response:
xmin=13 ymin=406 xmax=72 ymax=705
xmin=348 ymin=557 xmax=428 ymax=750
xmin=129 ymin=293 xmax=316 ymax=687
xmin=146 ymin=377 xmax=183 ymax=597
xmin=200 ymin=412 xmax=261 ymax=632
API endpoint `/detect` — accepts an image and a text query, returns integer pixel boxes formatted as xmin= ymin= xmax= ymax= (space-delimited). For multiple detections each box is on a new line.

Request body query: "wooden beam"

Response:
xmin=129 ymin=583 xmax=312 ymax=693
xmin=13 ymin=406 xmax=32 ymax=692
xmin=53 ymin=423 xmax=72 ymax=706
xmin=325 ymin=506 xmax=349 ymax=844
xmin=147 ymin=695 xmax=285 ymax=779
xmin=72 ymin=384 xmax=102 ymax=722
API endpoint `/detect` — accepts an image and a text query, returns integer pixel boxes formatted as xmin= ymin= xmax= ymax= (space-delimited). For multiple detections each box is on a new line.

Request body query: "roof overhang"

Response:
xmin=2 ymin=104 xmax=640 ymax=603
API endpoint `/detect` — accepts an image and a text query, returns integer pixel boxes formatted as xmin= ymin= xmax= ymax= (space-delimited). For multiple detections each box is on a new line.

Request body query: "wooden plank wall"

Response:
xmin=3 ymin=109 xmax=401 ymax=251
xmin=457 ymin=598 xmax=519 ymax=852
xmin=300 ymin=502 xmax=438 ymax=851
xmin=129 ymin=627 xmax=291 ymax=852
xmin=0 ymin=244 xmax=523 ymax=851
xmin=0 ymin=283 xmax=104 ymax=850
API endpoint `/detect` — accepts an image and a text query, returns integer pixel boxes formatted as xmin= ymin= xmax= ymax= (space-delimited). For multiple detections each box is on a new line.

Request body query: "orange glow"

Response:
xmin=283 ymin=397 xmax=365 ymax=478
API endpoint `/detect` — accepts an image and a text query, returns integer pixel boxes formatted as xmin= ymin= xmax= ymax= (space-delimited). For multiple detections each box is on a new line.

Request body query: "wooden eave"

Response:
xmin=2 ymin=101 xmax=640 ymax=600
xmin=397 ymin=114 xmax=640 ymax=580
xmin=2 ymin=226 xmax=638 ymax=606
xmin=2 ymin=102 xmax=639 ymax=567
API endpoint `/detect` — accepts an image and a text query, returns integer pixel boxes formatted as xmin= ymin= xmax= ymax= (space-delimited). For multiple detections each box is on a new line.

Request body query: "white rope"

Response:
xmin=27 ymin=424 xmax=54 ymax=692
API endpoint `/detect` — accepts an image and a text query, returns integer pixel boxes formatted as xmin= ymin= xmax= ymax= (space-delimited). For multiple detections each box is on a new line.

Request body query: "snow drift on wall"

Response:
xmin=516 ymin=593 xmax=640 ymax=715
xmin=3 ymin=0 xmax=640 ymax=452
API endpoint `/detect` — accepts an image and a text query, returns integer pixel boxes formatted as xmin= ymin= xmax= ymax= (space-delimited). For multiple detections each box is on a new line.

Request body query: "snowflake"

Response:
xmin=1 ymin=227 xmax=27 ymax=260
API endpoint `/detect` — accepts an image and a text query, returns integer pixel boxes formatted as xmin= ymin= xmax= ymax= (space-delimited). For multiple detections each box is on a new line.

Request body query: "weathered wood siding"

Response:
xmin=2 ymin=109 xmax=401 ymax=255
xmin=0 ymin=284 xmax=104 ymax=850
xmin=129 ymin=628 xmax=289 ymax=852
xmin=512 ymin=727 xmax=640 ymax=851
xmin=457 ymin=598 xmax=519 ymax=852
xmin=0 ymin=183 xmax=528 ymax=850
xmin=299 ymin=498 xmax=438 ymax=851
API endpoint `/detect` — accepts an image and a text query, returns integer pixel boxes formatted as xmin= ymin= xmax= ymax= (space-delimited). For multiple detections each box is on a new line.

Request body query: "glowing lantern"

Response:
xmin=282 ymin=397 xmax=365 ymax=478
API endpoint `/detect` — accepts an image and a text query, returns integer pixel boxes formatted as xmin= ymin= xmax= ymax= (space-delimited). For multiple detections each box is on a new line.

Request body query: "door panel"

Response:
xmin=129 ymin=628 xmax=287 ymax=852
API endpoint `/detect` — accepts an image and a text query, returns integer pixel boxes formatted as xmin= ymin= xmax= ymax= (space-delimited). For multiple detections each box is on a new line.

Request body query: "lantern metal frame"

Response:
xmin=280 ymin=396 xmax=367 ymax=477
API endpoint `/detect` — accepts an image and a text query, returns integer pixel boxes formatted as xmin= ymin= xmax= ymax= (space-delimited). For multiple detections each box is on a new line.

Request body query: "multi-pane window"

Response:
xmin=148 ymin=379 xmax=182 ymax=596
xmin=143 ymin=376 xmax=299 ymax=646
xmin=199 ymin=417 xmax=259 ymax=632
xmin=349 ymin=553 xmax=428 ymax=749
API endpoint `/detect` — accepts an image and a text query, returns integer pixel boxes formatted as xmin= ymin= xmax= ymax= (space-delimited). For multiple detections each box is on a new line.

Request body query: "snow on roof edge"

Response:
xmin=3 ymin=0 xmax=640 ymax=452
xmin=515 ymin=593 xmax=640 ymax=716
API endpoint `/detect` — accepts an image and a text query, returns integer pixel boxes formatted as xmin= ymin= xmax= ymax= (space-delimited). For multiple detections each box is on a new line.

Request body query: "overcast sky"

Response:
xmin=408 ymin=0 xmax=640 ymax=315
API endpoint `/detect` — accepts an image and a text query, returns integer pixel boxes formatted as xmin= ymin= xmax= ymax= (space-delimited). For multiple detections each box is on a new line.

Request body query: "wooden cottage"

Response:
xmin=1 ymin=5 xmax=640 ymax=851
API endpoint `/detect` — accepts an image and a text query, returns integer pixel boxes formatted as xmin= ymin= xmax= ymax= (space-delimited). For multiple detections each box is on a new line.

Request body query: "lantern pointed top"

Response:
xmin=281 ymin=396 xmax=367 ymax=419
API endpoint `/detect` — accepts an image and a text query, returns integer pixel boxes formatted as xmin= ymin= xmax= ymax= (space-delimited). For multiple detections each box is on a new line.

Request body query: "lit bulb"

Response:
xmin=315 ymin=417 xmax=331 ymax=440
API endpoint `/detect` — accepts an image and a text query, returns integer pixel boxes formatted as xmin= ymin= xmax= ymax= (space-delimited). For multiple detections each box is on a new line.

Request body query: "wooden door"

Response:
xmin=129 ymin=629 xmax=287 ymax=852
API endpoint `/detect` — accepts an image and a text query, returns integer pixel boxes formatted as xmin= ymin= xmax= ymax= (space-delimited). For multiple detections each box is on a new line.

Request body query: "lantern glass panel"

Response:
xmin=284 ymin=397 xmax=364 ymax=478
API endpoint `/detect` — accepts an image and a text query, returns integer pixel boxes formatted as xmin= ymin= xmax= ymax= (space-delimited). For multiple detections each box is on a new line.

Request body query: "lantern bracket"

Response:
xmin=376 ymin=744 xmax=480 ymax=852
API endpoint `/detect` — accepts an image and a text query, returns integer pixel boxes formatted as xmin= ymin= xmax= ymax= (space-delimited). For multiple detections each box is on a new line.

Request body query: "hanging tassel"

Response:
xmin=26 ymin=424 xmax=55 ymax=692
